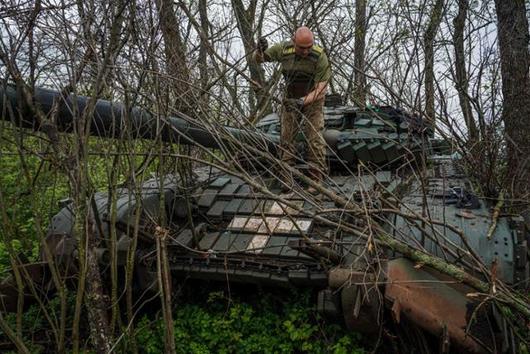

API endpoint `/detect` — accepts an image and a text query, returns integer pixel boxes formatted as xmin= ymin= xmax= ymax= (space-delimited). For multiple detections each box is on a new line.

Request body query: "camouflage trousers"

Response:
xmin=280 ymin=98 xmax=327 ymax=175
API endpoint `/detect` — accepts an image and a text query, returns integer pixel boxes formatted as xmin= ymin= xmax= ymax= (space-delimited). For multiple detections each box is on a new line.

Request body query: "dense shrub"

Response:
xmin=135 ymin=290 xmax=364 ymax=354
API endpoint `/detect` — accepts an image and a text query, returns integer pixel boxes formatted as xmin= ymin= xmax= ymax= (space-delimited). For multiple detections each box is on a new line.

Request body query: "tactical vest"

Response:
xmin=280 ymin=43 xmax=323 ymax=98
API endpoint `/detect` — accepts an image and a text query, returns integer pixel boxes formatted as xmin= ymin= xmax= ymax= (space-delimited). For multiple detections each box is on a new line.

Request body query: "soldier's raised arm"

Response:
xmin=254 ymin=37 xmax=268 ymax=63
xmin=254 ymin=38 xmax=284 ymax=64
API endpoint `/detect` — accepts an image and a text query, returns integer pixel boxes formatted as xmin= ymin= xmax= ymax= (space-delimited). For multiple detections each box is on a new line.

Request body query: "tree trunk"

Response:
xmin=453 ymin=0 xmax=478 ymax=142
xmin=198 ymin=0 xmax=209 ymax=105
xmin=156 ymin=227 xmax=176 ymax=354
xmin=230 ymin=0 xmax=270 ymax=120
xmin=156 ymin=0 xmax=193 ymax=115
xmin=84 ymin=216 xmax=112 ymax=353
xmin=423 ymin=0 xmax=444 ymax=130
xmin=353 ymin=0 xmax=367 ymax=109
xmin=494 ymin=0 xmax=530 ymax=199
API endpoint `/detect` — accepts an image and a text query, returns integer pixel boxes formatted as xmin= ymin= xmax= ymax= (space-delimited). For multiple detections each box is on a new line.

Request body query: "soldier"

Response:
xmin=255 ymin=26 xmax=331 ymax=194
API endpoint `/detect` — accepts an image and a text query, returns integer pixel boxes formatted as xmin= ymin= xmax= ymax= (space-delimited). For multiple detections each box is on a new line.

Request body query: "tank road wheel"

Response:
xmin=340 ymin=284 xmax=381 ymax=335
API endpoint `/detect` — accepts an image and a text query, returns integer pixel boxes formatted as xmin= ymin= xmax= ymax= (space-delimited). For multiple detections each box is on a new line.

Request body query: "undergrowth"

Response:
xmin=0 ymin=288 xmax=365 ymax=353
xmin=134 ymin=288 xmax=365 ymax=354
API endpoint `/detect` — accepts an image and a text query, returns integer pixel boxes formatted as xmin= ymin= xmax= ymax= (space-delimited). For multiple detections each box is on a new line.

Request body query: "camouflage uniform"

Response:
xmin=262 ymin=41 xmax=331 ymax=174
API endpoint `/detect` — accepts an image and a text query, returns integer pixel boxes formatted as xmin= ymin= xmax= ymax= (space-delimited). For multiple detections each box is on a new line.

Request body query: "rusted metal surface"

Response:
xmin=385 ymin=258 xmax=490 ymax=353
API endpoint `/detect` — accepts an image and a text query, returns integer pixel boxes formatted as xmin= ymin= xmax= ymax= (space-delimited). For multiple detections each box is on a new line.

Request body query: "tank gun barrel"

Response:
xmin=0 ymin=85 xmax=278 ymax=153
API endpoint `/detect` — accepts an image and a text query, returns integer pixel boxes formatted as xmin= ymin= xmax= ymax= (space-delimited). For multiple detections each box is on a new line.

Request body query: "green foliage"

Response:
xmin=0 ymin=132 xmax=69 ymax=275
xmin=135 ymin=290 xmax=365 ymax=354
xmin=0 ymin=290 xmax=77 ymax=354
xmin=0 ymin=239 xmax=40 ymax=275
xmin=0 ymin=127 xmax=157 ymax=277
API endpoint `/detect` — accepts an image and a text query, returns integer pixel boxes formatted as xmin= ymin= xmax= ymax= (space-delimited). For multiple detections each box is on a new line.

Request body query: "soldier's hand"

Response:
xmin=283 ymin=98 xmax=305 ymax=110
xmin=257 ymin=37 xmax=268 ymax=52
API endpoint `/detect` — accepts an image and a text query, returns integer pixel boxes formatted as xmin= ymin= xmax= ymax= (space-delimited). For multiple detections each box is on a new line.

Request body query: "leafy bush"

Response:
xmin=0 ymin=290 xmax=77 ymax=354
xmin=135 ymin=289 xmax=365 ymax=354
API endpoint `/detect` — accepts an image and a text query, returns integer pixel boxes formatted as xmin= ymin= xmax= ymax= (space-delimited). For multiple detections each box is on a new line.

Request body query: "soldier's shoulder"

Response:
xmin=281 ymin=41 xmax=296 ymax=55
xmin=312 ymin=44 xmax=324 ymax=54
xmin=265 ymin=41 xmax=289 ymax=61
xmin=308 ymin=44 xmax=325 ymax=61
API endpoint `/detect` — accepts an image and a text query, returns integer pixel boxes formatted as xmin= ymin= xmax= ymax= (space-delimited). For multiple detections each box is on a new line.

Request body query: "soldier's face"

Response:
xmin=294 ymin=37 xmax=313 ymax=57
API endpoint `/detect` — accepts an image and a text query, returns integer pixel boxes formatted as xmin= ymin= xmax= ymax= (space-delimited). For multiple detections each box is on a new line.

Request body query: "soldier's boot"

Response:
xmin=306 ymin=168 xmax=323 ymax=196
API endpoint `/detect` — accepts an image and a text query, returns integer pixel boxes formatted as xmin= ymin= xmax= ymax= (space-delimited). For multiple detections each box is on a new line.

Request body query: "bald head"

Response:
xmin=293 ymin=26 xmax=314 ymax=57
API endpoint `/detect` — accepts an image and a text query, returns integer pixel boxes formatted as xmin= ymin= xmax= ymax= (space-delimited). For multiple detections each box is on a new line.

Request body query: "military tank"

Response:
xmin=0 ymin=85 xmax=528 ymax=353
